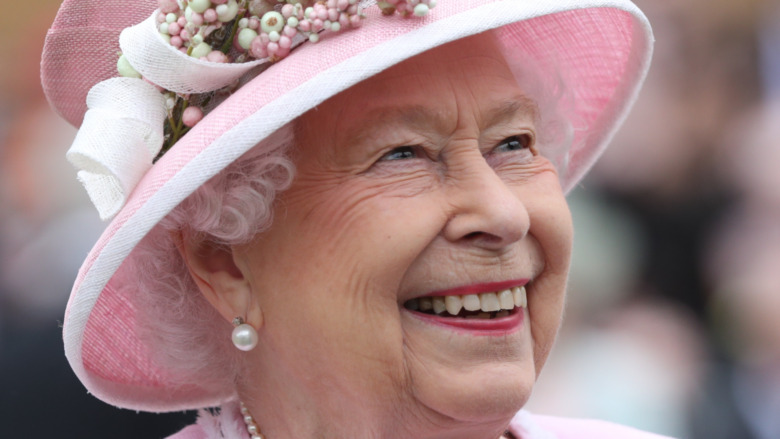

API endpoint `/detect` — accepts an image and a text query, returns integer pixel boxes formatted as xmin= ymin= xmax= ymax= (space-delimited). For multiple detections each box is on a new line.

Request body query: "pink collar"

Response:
xmin=509 ymin=410 xmax=559 ymax=439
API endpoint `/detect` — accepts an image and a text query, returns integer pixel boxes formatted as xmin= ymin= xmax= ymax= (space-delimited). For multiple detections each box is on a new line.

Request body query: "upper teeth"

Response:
xmin=406 ymin=286 xmax=527 ymax=316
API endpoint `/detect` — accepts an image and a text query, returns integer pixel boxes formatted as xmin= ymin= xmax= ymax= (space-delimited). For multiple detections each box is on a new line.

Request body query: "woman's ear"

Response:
xmin=174 ymin=230 xmax=259 ymax=328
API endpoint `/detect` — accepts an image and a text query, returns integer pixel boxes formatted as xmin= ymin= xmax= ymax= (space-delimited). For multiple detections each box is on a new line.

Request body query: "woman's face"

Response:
xmin=234 ymin=33 xmax=573 ymax=435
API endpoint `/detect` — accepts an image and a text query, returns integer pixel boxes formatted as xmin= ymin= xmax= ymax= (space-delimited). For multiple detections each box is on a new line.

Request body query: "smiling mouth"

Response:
xmin=403 ymin=286 xmax=527 ymax=320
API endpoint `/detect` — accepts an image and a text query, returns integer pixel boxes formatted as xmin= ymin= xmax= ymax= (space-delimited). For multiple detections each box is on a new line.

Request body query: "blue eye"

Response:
xmin=495 ymin=135 xmax=532 ymax=152
xmin=380 ymin=146 xmax=418 ymax=161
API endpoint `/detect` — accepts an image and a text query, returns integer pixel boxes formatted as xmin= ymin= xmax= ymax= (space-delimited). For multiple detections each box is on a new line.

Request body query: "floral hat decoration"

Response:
xmin=42 ymin=0 xmax=654 ymax=412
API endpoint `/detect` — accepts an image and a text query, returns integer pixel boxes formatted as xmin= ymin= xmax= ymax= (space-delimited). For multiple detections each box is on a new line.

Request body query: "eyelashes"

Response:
xmin=377 ymin=134 xmax=535 ymax=164
xmin=379 ymin=145 xmax=421 ymax=162
xmin=493 ymin=134 xmax=534 ymax=153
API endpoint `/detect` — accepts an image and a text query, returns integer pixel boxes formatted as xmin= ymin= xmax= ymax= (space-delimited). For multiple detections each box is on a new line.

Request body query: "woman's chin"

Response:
xmin=400 ymin=309 xmax=537 ymax=423
xmin=411 ymin=363 xmax=535 ymax=425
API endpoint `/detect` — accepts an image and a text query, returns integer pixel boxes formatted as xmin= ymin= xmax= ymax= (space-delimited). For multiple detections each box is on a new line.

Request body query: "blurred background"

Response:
xmin=1 ymin=0 xmax=779 ymax=438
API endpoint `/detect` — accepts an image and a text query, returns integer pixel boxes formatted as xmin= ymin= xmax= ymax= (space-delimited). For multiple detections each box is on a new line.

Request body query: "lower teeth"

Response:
xmin=412 ymin=309 xmax=512 ymax=319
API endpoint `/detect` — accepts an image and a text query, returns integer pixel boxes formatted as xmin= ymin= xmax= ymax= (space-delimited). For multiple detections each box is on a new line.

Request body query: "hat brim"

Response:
xmin=58 ymin=0 xmax=653 ymax=412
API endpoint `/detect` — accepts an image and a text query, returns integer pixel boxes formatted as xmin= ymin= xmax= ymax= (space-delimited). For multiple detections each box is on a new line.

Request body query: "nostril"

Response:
xmin=463 ymin=231 xmax=481 ymax=240
xmin=462 ymin=231 xmax=504 ymax=246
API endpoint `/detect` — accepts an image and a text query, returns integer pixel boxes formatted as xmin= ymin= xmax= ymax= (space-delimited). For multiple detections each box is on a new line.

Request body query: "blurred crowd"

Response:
xmin=1 ymin=0 xmax=778 ymax=438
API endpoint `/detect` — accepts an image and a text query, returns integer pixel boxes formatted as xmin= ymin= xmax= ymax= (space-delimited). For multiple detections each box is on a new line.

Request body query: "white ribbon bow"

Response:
xmin=68 ymin=11 xmax=272 ymax=220
xmin=67 ymin=77 xmax=168 ymax=220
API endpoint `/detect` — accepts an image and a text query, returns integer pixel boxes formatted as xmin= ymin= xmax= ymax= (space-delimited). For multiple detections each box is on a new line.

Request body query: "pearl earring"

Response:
xmin=232 ymin=317 xmax=258 ymax=351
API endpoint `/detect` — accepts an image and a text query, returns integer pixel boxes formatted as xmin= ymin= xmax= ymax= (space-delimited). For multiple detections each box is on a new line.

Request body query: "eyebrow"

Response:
xmin=347 ymin=95 xmax=540 ymax=144
xmin=483 ymin=96 xmax=540 ymax=127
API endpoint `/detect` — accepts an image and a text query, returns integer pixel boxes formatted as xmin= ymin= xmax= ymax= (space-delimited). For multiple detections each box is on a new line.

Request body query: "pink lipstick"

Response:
xmin=402 ymin=279 xmax=529 ymax=335
xmin=407 ymin=306 xmax=525 ymax=335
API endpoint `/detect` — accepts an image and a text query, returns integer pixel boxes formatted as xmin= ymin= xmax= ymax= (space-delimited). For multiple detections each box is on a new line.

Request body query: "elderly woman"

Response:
xmin=42 ymin=0 xmax=665 ymax=438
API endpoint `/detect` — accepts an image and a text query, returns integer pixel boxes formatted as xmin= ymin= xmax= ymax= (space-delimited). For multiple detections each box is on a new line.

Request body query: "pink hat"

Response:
xmin=42 ymin=0 xmax=654 ymax=412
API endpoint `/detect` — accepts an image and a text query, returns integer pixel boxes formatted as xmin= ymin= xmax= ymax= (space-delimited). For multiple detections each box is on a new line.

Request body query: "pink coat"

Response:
xmin=167 ymin=402 xmax=674 ymax=439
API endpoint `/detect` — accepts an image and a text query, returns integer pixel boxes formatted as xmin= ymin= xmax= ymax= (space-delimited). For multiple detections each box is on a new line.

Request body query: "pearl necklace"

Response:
xmin=240 ymin=401 xmax=266 ymax=439
xmin=239 ymin=401 xmax=516 ymax=439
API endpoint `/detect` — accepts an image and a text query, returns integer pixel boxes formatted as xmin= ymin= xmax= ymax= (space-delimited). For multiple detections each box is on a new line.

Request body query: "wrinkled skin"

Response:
xmin=186 ymin=32 xmax=573 ymax=439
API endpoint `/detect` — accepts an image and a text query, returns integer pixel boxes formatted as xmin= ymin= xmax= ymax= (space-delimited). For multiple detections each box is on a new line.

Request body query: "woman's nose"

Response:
xmin=441 ymin=156 xmax=530 ymax=251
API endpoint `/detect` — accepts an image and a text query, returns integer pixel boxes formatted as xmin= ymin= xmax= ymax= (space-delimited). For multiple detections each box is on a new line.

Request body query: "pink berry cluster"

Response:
xmin=154 ymin=0 xmax=375 ymax=63
xmin=377 ymin=0 xmax=437 ymax=17
xmin=156 ymin=0 xmax=244 ymax=63
xmin=244 ymin=0 xmax=367 ymax=60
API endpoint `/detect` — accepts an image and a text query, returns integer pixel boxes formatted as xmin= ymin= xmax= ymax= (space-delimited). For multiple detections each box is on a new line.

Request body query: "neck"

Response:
xmin=237 ymin=353 xmax=516 ymax=438
xmin=238 ymin=390 xmax=514 ymax=439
